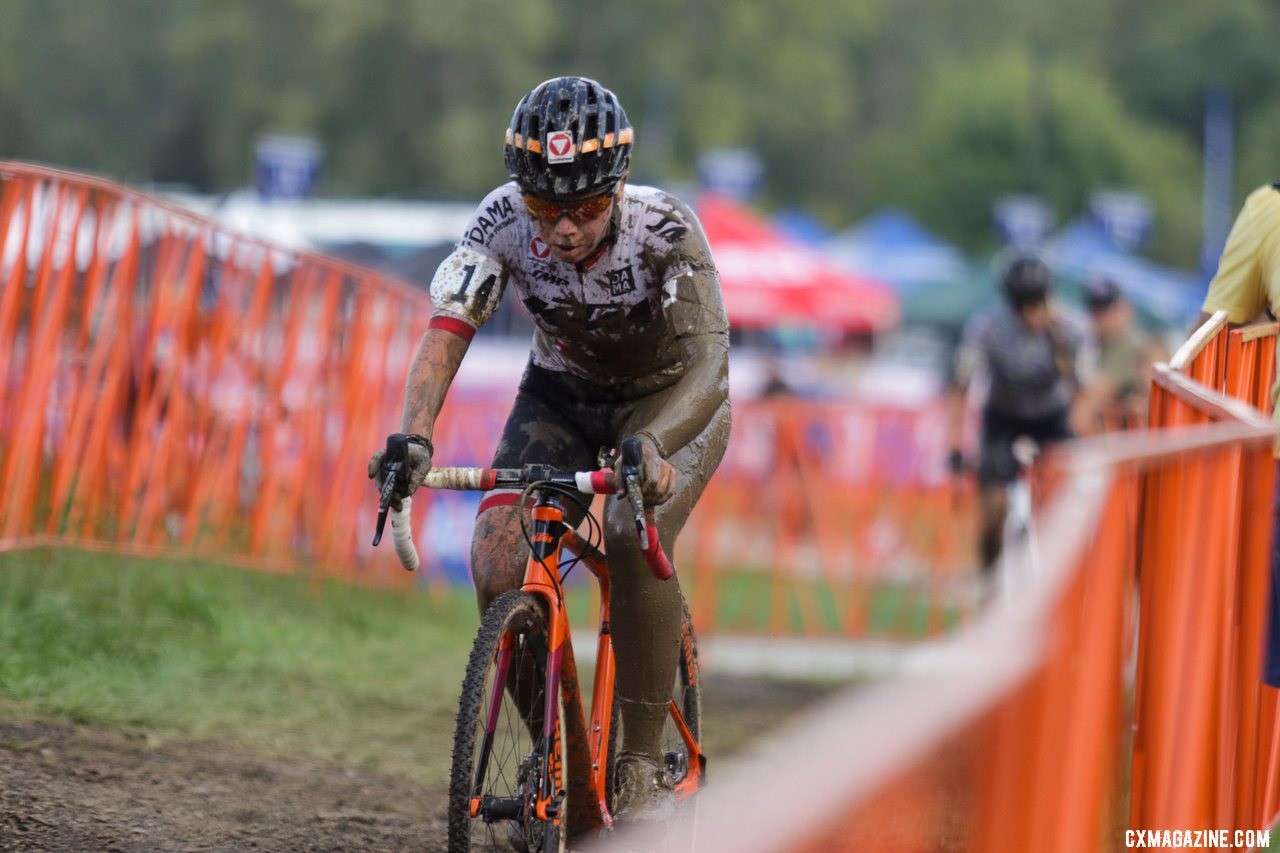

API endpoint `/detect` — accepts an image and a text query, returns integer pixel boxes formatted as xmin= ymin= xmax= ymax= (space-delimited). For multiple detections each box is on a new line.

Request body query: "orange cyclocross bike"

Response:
xmin=372 ymin=435 xmax=705 ymax=851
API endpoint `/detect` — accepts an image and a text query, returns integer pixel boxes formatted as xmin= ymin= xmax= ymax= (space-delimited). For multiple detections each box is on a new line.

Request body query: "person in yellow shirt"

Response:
xmin=1201 ymin=184 xmax=1280 ymax=327
xmin=1197 ymin=182 xmax=1280 ymax=686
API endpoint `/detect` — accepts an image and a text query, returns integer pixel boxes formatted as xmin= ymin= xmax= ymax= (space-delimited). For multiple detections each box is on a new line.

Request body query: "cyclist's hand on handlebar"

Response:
xmin=367 ymin=436 xmax=433 ymax=506
xmin=615 ymin=435 xmax=677 ymax=505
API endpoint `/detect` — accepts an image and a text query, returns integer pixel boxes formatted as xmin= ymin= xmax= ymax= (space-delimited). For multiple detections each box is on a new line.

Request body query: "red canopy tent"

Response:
xmin=695 ymin=194 xmax=899 ymax=331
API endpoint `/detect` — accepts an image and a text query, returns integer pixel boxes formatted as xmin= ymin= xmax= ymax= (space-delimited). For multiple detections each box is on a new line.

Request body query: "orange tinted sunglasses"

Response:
xmin=522 ymin=191 xmax=614 ymax=224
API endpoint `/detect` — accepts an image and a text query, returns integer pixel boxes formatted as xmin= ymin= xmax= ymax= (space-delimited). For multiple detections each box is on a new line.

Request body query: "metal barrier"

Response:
xmin=646 ymin=317 xmax=1280 ymax=850
xmin=1169 ymin=308 xmax=1278 ymax=415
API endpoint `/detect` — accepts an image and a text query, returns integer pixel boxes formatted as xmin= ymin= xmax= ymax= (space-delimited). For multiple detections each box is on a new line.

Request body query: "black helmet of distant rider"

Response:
xmin=1000 ymin=253 xmax=1053 ymax=310
xmin=1083 ymin=276 xmax=1123 ymax=313
xmin=504 ymin=76 xmax=633 ymax=202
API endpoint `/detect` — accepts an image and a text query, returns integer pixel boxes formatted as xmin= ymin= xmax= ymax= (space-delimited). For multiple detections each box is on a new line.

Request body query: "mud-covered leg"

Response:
xmin=608 ymin=399 xmax=729 ymax=823
xmin=605 ymin=505 xmax=686 ymax=765
xmin=472 ymin=504 xmax=544 ymax=737
xmin=471 ymin=504 xmax=529 ymax=612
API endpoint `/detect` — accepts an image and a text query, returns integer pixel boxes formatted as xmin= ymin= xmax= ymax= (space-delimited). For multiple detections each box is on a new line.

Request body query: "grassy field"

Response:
xmin=681 ymin=568 xmax=966 ymax=638
xmin=0 ymin=548 xmax=482 ymax=785
xmin=0 ymin=548 xmax=853 ymax=792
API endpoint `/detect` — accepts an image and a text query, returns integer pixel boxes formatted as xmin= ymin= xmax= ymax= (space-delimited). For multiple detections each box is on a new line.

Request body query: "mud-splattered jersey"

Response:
xmin=428 ymin=182 xmax=728 ymax=399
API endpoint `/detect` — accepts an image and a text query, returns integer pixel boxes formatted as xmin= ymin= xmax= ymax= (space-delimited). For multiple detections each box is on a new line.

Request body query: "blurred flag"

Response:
xmin=254 ymin=133 xmax=323 ymax=200
xmin=993 ymin=194 xmax=1052 ymax=247
xmin=1089 ymin=189 xmax=1153 ymax=252
xmin=1200 ymin=85 xmax=1234 ymax=279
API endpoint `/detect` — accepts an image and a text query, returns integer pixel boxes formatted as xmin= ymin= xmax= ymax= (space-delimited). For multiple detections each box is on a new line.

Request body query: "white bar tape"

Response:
xmin=390 ymin=497 xmax=419 ymax=571
xmin=575 ymin=472 xmax=594 ymax=494
xmin=423 ymin=467 xmax=486 ymax=490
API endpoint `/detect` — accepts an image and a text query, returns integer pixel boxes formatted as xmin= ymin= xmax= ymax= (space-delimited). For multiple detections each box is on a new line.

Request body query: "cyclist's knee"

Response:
xmin=602 ymin=498 xmax=678 ymax=560
xmin=602 ymin=504 xmax=641 ymax=559
xmin=471 ymin=503 xmax=527 ymax=610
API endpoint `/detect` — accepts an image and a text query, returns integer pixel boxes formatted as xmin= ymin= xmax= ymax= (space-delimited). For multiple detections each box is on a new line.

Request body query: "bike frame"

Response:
xmin=471 ymin=489 xmax=704 ymax=835
xmin=997 ymin=438 xmax=1041 ymax=601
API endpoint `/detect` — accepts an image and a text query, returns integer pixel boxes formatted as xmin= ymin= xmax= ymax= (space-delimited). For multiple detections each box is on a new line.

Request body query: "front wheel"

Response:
xmin=448 ymin=590 xmax=567 ymax=853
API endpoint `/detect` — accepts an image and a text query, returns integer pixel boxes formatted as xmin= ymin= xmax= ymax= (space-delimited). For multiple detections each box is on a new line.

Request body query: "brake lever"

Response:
xmin=620 ymin=437 xmax=648 ymax=550
xmin=371 ymin=434 xmax=411 ymax=547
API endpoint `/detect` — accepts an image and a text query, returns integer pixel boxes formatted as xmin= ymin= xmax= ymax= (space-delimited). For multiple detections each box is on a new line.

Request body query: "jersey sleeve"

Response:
xmin=428 ymin=244 xmax=509 ymax=333
xmin=952 ymin=312 xmax=990 ymax=388
xmin=427 ymin=186 xmax=519 ymax=335
xmin=654 ymin=196 xmax=729 ymax=339
xmin=631 ymin=194 xmax=730 ymax=457
xmin=1202 ymin=185 xmax=1278 ymax=324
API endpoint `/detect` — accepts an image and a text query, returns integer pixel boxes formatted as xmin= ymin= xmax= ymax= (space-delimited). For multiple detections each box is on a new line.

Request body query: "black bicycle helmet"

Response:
xmin=504 ymin=76 xmax=633 ymax=201
xmin=1083 ymin=276 xmax=1123 ymax=312
xmin=1000 ymin=253 xmax=1052 ymax=309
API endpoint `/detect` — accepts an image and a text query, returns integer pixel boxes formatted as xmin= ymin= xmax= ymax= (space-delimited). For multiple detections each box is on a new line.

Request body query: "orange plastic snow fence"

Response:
xmin=0 ymin=162 xmax=434 ymax=586
xmin=684 ymin=395 xmax=979 ymax=639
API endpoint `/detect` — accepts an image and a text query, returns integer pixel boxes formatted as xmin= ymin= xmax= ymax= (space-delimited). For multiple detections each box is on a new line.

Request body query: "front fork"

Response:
xmin=474 ymin=497 xmax=570 ymax=827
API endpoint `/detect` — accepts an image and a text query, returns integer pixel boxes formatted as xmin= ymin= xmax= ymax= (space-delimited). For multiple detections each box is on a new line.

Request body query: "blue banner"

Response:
xmin=1089 ymin=189 xmax=1153 ymax=252
xmin=992 ymin=195 xmax=1052 ymax=247
xmin=254 ymin=134 xmax=323 ymax=200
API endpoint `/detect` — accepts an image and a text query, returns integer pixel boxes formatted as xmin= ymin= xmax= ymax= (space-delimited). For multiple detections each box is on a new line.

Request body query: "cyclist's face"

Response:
xmin=1018 ymin=301 xmax=1051 ymax=331
xmin=525 ymin=186 xmax=619 ymax=264
xmin=1090 ymin=301 xmax=1129 ymax=338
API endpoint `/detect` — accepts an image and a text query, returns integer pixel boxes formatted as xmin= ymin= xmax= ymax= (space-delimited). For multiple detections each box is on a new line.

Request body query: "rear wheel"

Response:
xmin=448 ymin=590 xmax=567 ymax=853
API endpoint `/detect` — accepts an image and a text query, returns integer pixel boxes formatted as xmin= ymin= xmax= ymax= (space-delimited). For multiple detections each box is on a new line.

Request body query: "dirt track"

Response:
xmin=0 ymin=675 xmax=837 ymax=851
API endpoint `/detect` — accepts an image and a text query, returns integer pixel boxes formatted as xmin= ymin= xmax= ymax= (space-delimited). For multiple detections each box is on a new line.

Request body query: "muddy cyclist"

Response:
xmin=369 ymin=75 xmax=731 ymax=830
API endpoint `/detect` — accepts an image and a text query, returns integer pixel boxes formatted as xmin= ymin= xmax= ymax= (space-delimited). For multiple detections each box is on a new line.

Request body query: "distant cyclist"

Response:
xmin=947 ymin=252 xmax=1087 ymax=572
xmin=369 ymin=76 xmax=730 ymax=829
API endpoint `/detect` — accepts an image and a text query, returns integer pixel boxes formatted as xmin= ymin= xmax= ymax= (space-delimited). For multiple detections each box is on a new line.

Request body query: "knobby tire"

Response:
xmin=448 ymin=590 xmax=566 ymax=853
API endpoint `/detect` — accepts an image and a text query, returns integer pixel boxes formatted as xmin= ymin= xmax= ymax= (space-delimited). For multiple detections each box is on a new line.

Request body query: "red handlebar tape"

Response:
xmin=642 ymin=520 xmax=673 ymax=580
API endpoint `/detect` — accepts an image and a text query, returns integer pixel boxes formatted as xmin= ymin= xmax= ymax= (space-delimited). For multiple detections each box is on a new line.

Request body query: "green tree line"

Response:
xmin=2 ymin=0 xmax=1277 ymax=266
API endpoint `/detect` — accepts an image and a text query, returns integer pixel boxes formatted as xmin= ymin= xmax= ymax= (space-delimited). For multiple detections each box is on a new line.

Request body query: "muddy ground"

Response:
xmin=0 ymin=675 xmax=839 ymax=851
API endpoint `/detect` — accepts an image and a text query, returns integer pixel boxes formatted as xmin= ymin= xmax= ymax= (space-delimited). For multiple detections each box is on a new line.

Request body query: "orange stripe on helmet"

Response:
xmin=580 ymin=139 xmax=599 ymax=154
xmin=527 ymin=139 xmax=542 ymax=154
